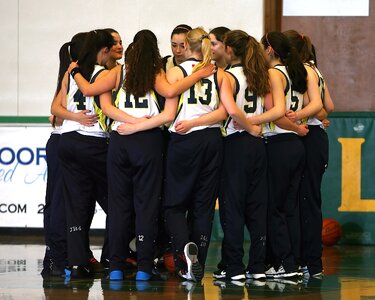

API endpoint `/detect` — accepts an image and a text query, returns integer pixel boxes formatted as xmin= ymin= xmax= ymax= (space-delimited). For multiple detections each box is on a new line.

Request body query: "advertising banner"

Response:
xmin=322 ymin=115 xmax=375 ymax=244
xmin=0 ymin=126 xmax=106 ymax=229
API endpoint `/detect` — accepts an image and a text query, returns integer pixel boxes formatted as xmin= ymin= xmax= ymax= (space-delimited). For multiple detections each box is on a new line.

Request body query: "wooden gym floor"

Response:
xmin=0 ymin=234 xmax=374 ymax=300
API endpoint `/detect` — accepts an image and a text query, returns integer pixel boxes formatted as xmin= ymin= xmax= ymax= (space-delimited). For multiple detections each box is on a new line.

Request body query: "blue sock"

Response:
xmin=109 ymin=270 xmax=124 ymax=281
xmin=136 ymin=271 xmax=152 ymax=281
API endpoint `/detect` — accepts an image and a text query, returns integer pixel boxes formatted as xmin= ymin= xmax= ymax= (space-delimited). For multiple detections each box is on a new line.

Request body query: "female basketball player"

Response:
xmin=209 ymin=26 xmax=230 ymax=69
xmin=52 ymin=29 xmax=114 ymax=278
xmin=259 ymin=31 xmax=309 ymax=278
xmin=163 ymin=24 xmax=192 ymax=71
xmin=213 ymin=28 xmax=290 ymax=281
xmin=283 ymin=29 xmax=334 ymax=278
xmin=42 ymin=32 xmax=103 ymax=277
xmin=104 ymin=28 xmax=123 ymax=70
xmin=216 ymin=30 xmax=271 ymax=281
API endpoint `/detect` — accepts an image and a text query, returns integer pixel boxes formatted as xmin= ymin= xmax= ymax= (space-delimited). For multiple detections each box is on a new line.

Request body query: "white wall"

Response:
xmin=0 ymin=0 xmax=263 ymax=116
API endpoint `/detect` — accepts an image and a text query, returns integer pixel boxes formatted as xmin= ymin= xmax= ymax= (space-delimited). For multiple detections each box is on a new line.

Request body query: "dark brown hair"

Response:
xmin=261 ymin=31 xmax=307 ymax=94
xmin=123 ymin=30 xmax=162 ymax=97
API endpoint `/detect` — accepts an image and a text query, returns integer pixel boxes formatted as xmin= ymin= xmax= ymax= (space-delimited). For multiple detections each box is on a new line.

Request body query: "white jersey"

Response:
xmin=111 ymin=73 xmax=161 ymax=131
xmin=169 ymin=58 xmax=220 ymax=134
xmin=263 ymin=64 xmax=304 ymax=136
xmin=306 ymin=63 xmax=325 ymax=126
xmin=62 ymin=65 xmax=109 ymax=138
xmin=222 ymin=64 xmax=264 ymax=136
xmin=164 ymin=56 xmax=177 ymax=72
xmin=51 ymin=125 xmax=62 ymax=135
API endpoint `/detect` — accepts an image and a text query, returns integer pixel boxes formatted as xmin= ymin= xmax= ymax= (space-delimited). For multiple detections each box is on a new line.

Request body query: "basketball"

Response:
xmin=322 ymin=218 xmax=342 ymax=246
xmin=163 ymin=252 xmax=175 ymax=273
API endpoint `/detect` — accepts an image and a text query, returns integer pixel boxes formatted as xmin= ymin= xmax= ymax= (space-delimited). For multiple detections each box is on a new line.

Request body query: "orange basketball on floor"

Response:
xmin=163 ymin=252 xmax=175 ymax=273
xmin=322 ymin=218 xmax=342 ymax=246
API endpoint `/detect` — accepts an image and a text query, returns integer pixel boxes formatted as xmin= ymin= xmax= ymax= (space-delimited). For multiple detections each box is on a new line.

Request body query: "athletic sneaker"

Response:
xmin=41 ymin=259 xmax=65 ymax=277
xmin=136 ymin=271 xmax=152 ymax=281
xmin=65 ymin=265 xmax=91 ymax=278
xmin=301 ymin=265 xmax=309 ymax=276
xmin=183 ymin=242 xmax=203 ymax=282
xmin=213 ymin=268 xmax=227 ymax=279
xmin=265 ymin=265 xmax=298 ymax=278
xmin=179 ymin=269 xmax=193 ymax=281
xmin=228 ymin=273 xmax=246 ymax=280
xmin=88 ymin=257 xmax=105 ymax=273
xmin=245 ymin=271 xmax=266 ymax=280
xmin=312 ymin=272 xmax=323 ymax=279
xmin=265 ymin=266 xmax=278 ymax=278
xmin=100 ymin=258 xmax=110 ymax=270
xmin=301 ymin=266 xmax=323 ymax=279
xmin=303 ymin=271 xmax=323 ymax=280
xmin=109 ymin=270 xmax=124 ymax=281
xmin=296 ymin=266 xmax=303 ymax=276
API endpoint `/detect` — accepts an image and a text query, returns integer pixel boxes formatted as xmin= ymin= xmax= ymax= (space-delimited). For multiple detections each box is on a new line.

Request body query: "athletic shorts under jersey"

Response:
xmin=62 ymin=65 xmax=109 ymax=138
xmin=169 ymin=58 xmax=220 ymax=134
xmin=222 ymin=64 xmax=265 ymax=137
xmin=262 ymin=64 xmax=304 ymax=136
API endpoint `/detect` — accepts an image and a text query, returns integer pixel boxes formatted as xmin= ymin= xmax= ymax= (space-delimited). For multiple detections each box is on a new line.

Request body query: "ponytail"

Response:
xmin=224 ymin=30 xmax=270 ymax=96
xmin=193 ymin=34 xmax=211 ymax=73
xmin=283 ymin=29 xmax=315 ymax=65
xmin=244 ymin=36 xmax=270 ymax=96
xmin=186 ymin=28 xmax=213 ymax=73
xmin=285 ymin=47 xmax=307 ymax=93
xmin=262 ymin=31 xmax=307 ymax=94
xmin=54 ymin=32 xmax=89 ymax=97
xmin=124 ymin=29 xmax=162 ymax=97
xmin=55 ymin=41 xmax=71 ymax=96
xmin=78 ymin=29 xmax=114 ymax=80
xmin=300 ymin=34 xmax=314 ymax=64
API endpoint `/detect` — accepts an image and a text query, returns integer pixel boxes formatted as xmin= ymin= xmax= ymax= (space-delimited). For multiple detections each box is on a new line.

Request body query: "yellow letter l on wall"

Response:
xmin=338 ymin=138 xmax=375 ymax=212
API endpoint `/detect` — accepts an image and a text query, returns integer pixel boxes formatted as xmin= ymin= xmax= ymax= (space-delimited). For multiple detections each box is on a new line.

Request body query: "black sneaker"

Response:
xmin=100 ymin=258 xmax=110 ymax=270
xmin=65 ymin=265 xmax=92 ymax=278
xmin=228 ymin=273 xmax=246 ymax=280
xmin=265 ymin=265 xmax=297 ymax=278
xmin=41 ymin=259 xmax=65 ymax=277
xmin=213 ymin=268 xmax=226 ymax=279
xmin=88 ymin=257 xmax=105 ymax=273
xmin=245 ymin=271 xmax=266 ymax=280
xmin=183 ymin=242 xmax=203 ymax=282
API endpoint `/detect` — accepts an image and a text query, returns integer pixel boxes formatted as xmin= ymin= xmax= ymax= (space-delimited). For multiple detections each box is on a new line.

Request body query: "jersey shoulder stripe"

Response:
xmin=272 ymin=65 xmax=289 ymax=95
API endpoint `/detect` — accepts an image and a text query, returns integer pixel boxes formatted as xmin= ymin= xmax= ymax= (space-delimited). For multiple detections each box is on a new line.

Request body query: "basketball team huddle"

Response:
xmin=41 ymin=24 xmax=334 ymax=284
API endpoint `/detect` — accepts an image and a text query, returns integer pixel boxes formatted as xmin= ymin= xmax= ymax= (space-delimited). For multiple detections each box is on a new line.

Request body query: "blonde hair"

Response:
xmin=186 ymin=27 xmax=212 ymax=73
